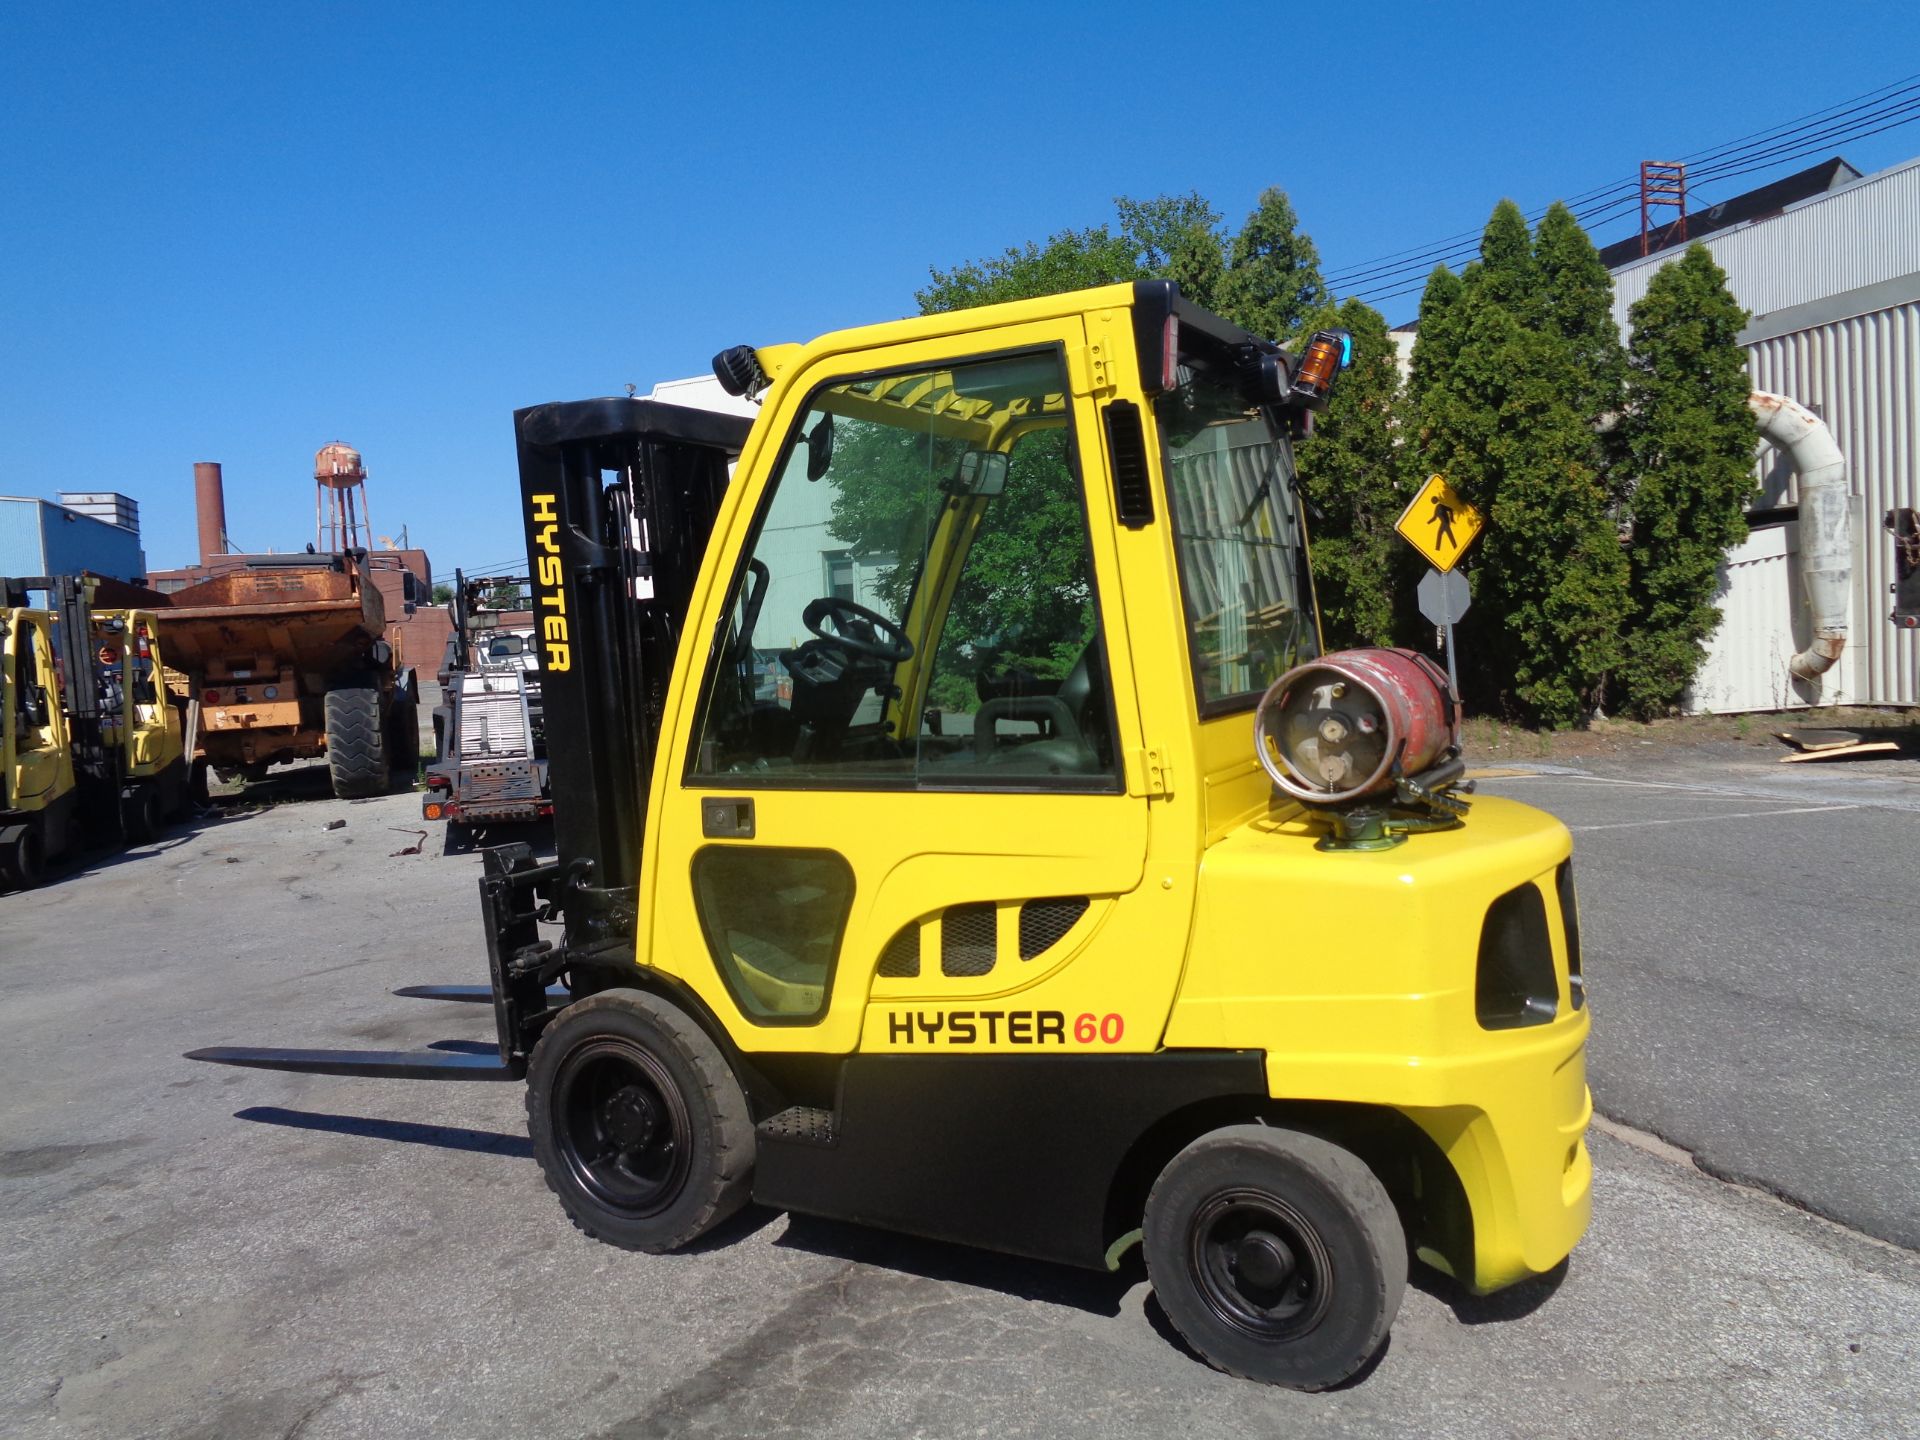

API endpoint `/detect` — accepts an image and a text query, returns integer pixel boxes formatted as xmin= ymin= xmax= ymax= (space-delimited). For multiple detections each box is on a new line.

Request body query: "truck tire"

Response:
xmin=525 ymin=989 xmax=754 ymax=1253
xmin=1143 ymin=1124 xmax=1406 ymax=1390
xmin=324 ymin=683 xmax=389 ymax=799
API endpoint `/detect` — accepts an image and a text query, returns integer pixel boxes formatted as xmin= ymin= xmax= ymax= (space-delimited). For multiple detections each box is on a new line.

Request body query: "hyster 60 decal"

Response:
xmin=887 ymin=1010 xmax=1125 ymax=1046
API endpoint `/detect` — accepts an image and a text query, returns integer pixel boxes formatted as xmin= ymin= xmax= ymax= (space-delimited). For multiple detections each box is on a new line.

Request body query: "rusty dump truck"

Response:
xmin=157 ymin=551 xmax=418 ymax=799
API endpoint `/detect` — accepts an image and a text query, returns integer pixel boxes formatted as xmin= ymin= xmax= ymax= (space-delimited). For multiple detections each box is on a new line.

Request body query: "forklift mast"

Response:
xmin=489 ymin=397 xmax=752 ymax=1020
xmin=4 ymin=575 xmax=109 ymax=787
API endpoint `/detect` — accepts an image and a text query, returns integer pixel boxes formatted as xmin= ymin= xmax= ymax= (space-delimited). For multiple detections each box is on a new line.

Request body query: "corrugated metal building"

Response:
xmin=0 ymin=493 xmax=148 ymax=583
xmin=1609 ymin=155 xmax=1920 ymax=710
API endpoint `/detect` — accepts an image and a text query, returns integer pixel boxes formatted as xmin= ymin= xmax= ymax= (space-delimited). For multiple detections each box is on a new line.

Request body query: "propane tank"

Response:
xmin=1254 ymin=648 xmax=1459 ymax=807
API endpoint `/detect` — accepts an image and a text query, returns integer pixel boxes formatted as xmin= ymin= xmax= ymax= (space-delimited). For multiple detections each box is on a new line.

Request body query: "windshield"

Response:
xmin=1159 ymin=353 xmax=1316 ymax=709
xmin=691 ymin=348 xmax=1117 ymax=788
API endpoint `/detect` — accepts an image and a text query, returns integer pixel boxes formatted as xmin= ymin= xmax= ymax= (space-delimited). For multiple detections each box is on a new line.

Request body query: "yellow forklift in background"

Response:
xmin=2 ymin=575 xmax=186 ymax=887
xmin=192 ymin=282 xmax=1591 ymax=1388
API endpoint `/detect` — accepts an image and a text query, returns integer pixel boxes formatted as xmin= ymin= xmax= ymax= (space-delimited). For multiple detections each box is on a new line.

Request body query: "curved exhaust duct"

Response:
xmin=1748 ymin=391 xmax=1849 ymax=682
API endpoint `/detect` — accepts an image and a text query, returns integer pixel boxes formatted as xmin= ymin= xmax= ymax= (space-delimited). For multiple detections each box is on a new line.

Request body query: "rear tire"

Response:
xmin=525 ymin=989 xmax=753 ymax=1253
xmin=1144 ymin=1125 xmax=1406 ymax=1390
xmin=324 ymin=682 xmax=388 ymax=799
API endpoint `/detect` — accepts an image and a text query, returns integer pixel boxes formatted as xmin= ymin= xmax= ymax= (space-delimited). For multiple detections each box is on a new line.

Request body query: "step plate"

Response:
xmin=758 ymin=1105 xmax=838 ymax=1146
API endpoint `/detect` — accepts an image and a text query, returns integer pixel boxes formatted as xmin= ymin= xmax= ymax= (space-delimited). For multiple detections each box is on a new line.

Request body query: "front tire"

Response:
xmin=0 ymin=823 xmax=46 ymax=890
xmin=121 ymin=783 xmax=163 ymax=844
xmin=324 ymin=682 xmax=388 ymax=799
xmin=1144 ymin=1125 xmax=1406 ymax=1390
xmin=525 ymin=989 xmax=753 ymax=1252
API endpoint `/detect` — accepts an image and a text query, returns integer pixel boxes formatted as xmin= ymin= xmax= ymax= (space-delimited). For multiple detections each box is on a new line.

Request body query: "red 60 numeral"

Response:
xmin=1074 ymin=1012 xmax=1125 ymax=1045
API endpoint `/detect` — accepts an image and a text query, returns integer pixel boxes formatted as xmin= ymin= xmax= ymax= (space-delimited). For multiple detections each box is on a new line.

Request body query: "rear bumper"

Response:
xmin=1395 ymin=1018 xmax=1593 ymax=1292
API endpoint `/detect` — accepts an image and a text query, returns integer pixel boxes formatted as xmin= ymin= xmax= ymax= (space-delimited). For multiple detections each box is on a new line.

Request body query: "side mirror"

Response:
xmin=805 ymin=415 xmax=835 ymax=482
xmin=950 ymin=450 xmax=1009 ymax=497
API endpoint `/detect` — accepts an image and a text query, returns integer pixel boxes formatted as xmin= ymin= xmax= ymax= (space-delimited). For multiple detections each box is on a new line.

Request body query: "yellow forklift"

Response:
xmin=192 ymin=282 xmax=1591 ymax=1388
xmin=2 ymin=575 xmax=187 ymax=887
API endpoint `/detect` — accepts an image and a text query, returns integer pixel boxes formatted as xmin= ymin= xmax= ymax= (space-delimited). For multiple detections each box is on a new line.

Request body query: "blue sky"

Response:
xmin=4 ymin=3 xmax=1917 ymax=581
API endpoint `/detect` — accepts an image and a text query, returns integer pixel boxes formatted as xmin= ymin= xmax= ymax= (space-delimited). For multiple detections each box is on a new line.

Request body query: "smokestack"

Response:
xmin=194 ymin=461 xmax=228 ymax=566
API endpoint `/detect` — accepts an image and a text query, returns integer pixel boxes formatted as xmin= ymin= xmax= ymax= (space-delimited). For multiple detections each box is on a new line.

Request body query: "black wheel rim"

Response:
xmin=552 ymin=1037 xmax=692 ymax=1217
xmin=1188 ymin=1187 xmax=1335 ymax=1341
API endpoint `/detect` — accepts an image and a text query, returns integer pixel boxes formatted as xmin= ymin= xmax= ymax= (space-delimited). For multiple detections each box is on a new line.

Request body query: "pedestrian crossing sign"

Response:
xmin=1395 ymin=474 xmax=1483 ymax=573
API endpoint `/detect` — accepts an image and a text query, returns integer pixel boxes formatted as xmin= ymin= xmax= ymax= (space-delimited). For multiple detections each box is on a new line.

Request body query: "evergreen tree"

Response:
xmin=1475 ymin=199 xmax=1536 ymax=318
xmin=1532 ymin=201 xmax=1627 ymax=429
xmin=1407 ymin=263 xmax=1463 ymax=416
xmin=1293 ymin=297 xmax=1410 ymax=647
xmin=1215 ymin=187 xmax=1327 ymax=342
xmin=1470 ymin=322 xmax=1630 ymax=725
xmin=1615 ymin=244 xmax=1756 ymax=716
xmin=1411 ymin=203 xmax=1630 ymax=725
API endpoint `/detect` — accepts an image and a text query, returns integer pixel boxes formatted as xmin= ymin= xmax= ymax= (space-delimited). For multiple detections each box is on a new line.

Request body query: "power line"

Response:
xmin=1327 ymin=72 xmax=1920 ymax=305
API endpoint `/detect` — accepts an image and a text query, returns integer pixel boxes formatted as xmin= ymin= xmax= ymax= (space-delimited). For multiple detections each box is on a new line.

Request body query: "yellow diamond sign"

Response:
xmin=1395 ymin=474 xmax=1483 ymax=573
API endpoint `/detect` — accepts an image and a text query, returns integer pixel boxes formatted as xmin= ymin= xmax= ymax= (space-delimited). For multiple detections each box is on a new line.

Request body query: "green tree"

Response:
xmin=1414 ymin=203 xmax=1630 ymax=726
xmin=1116 ymin=193 xmax=1227 ymax=309
xmin=1293 ymin=296 xmax=1409 ymax=647
xmin=1533 ymin=200 xmax=1627 ymax=428
xmin=1475 ymin=198 xmax=1536 ymax=318
xmin=1215 ymin=188 xmax=1327 ymax=342
xmin=918 ymin=225 xmax=1147 ymax=314
xmin=430 ymin=582 xmax=454 ymax=605
xmin=918 ymin=186 xmax=1328 ymax=345
xmin=1613 ymin=244 xmax=1755 ymax=716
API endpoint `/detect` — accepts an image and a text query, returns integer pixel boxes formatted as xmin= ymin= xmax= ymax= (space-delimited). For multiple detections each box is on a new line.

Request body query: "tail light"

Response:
xmin=423 ymin=801 xmax=445 ymax=821
xmin=203 ymin=689 xmax=221 ymax=704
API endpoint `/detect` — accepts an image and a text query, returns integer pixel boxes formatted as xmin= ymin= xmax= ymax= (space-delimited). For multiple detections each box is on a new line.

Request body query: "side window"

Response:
xmin=690 ymin=350 xmax=1118 ymax=790
xmin=693 ymin=846 xmax=853 ymax=1022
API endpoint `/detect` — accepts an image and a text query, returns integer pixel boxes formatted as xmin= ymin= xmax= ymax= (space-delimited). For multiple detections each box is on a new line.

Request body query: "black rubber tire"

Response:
xmin=388 ymin=694 xmax=421 ymax=770
xmin=121 ymin=784 xmax=163 ymax=844
xmin=1144 ymin=1124 xmax=1406 ymax=1390
xmin=1 ymin=824 xmax=46 ymax=890
xmin=525 ymin=989 xmax=753 ymax=1253
xmin=324 ymin=683 xmax=388 ymax=799
xmin=189 ymin=758 xmax=211 ymax=808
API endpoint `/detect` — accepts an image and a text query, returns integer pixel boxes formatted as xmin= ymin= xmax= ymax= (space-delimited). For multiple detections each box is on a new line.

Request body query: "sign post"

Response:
xmin=1398 ymin=475 xmax=1484 ymax=699
xmin=1416 ymin=567 xmax=1472 ymax=697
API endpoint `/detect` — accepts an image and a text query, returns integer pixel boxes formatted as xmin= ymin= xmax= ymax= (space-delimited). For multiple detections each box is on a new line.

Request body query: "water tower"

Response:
xmin=314 ymin=442 xmax=373 ymax=553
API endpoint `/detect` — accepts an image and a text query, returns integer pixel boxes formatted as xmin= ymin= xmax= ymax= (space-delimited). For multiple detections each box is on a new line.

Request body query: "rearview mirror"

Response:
xmin=950 ymin=450 xmax=1009 ymax=497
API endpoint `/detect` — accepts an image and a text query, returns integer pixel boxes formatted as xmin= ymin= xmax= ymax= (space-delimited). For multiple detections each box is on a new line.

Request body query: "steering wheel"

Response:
xmin=802 ymin=597 xmax=914 ymax=663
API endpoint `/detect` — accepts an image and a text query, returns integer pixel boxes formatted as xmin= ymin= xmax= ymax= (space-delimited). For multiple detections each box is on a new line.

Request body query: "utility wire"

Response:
xmin=1327 ymin=73 xmax=1920 ymax=302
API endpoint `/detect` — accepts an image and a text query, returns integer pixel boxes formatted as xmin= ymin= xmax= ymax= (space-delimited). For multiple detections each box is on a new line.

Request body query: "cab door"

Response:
xmin=645 ymin=315 xmax=1193 ymax=1056
xmin=3 ymin=613 xmax=72 ymax=810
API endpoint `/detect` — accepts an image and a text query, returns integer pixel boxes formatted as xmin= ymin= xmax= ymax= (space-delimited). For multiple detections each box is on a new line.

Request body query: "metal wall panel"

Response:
xmin=1610 ymin=157 xmax=1920 ymax=323
xmin=1745 ymin=302 xmax=1920 ymax=706
xmin=41 ymin=506 xmax=147 ymax=583
xmin=0 ymin=498 xmax=50 ymax=578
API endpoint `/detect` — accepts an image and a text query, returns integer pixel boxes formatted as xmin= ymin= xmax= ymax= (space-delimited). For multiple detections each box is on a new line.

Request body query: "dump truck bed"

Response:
xmin=157 ymin=563 xmax=386 ymax=674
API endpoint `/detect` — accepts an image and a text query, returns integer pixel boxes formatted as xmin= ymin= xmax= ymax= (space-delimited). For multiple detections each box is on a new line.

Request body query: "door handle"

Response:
xmin=701 ymin=796 xmax=755 ymax=839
